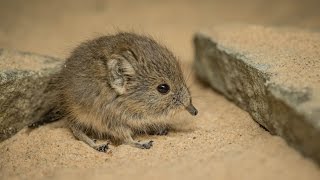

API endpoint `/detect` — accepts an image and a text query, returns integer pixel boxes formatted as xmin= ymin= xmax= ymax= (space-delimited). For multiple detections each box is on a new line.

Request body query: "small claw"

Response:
xmin=95 ymin=144 xmax=109 ymax=152
xmin=141 ymin=141 xmax=153 ymax=149
xmin=149 ymin=129 xmax=169 ymax=136
xmin=157 ymin=129 xmax=168 ymax=136
xmin=28 ymin=122 xmax=40 ymax=128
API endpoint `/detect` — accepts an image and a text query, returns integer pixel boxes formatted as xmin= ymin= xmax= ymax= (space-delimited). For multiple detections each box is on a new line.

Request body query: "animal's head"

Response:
xmin=107 ymin=33 xmax=198 ymax=117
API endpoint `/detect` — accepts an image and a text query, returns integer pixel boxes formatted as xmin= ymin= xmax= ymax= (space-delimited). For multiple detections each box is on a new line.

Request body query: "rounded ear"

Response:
xmin=120 ymin=50 xmax=136 ymax=76
xmin=107 ymin=52 xmax=135 ymax=95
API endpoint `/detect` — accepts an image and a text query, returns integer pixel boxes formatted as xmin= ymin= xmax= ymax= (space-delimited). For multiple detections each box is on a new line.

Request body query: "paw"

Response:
xmin=94 ymin=143 xmax=109 ymax=152
xmin=149 ymin=128 xmax=169 ymax=136
xmin=156 ymin=129 xmax=168 ymax=136
xmin=136 ymin=140 xmax=153 ymax=149
xmin=28 ymin=122 xmax=42 ymax=128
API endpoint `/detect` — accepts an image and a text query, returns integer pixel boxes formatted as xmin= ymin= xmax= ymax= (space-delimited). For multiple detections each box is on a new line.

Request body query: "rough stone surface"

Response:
xmin=0 ymin=49 xmax=61 ymax=142
xmin=194 ymin=25 xmax=320 ymax=164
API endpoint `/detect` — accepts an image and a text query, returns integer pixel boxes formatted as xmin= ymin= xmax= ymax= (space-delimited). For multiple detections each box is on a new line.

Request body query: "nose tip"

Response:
xmin=186 ymin=104 xmax=198 ymax=116
xmin=193 ymin=108 xmax=198 ymax=116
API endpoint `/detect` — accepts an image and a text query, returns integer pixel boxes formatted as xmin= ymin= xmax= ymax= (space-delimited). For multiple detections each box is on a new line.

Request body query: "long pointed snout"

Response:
xmin=186 ymin=103 xmax=198 ymax=116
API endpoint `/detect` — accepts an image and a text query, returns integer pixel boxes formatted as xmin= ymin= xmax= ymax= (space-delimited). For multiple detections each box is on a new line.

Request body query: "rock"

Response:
xmin=0 ymin=49 xmax=62 ymax=142
xmin=194 ymin=25 xmax=320 ymax=164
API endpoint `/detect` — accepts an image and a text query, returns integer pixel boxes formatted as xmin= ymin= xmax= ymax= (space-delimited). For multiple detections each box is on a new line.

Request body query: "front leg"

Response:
xmin=123 ymin=131 xmax=153 ymax=149
xmin=70 ymin=126 xmax=109 ymax=152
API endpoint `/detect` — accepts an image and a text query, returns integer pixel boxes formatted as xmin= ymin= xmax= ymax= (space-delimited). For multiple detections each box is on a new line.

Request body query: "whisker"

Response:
xmin=185 ymin=67 xmax=196 ymax=85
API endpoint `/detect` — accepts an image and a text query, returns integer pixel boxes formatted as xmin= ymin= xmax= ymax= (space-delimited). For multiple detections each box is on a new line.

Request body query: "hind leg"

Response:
xmin=28 ymin=108 xmax=63 ymax=128
xmin=70 ymin=126 xmax=109 ymax=152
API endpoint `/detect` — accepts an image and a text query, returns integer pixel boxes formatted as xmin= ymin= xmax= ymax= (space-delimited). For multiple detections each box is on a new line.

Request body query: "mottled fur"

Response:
xmin=31 ymin=32 xmax=198 ymax=151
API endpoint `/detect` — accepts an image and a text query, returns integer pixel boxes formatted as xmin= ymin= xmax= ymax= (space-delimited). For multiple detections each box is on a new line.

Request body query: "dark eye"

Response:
xmin=157 ymin=84 xmax=170 ymax=94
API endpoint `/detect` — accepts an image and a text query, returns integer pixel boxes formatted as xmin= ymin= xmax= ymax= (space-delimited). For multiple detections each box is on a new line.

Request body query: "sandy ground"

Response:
xmin=0 ymin=0 xmax=320 ymax=179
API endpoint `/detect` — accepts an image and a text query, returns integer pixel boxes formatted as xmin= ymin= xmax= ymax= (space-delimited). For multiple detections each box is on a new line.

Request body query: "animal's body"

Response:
xmin=29 ymin=32 xmax=198 ymax=151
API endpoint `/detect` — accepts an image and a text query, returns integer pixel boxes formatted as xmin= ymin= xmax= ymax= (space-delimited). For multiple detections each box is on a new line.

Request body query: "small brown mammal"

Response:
xmin=29 ymin=32 xmax=198 ymax=152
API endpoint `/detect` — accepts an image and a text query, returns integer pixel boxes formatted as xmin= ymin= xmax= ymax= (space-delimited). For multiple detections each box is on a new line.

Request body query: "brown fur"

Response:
xmin=32 ymin=32 xmax=198 ymax=151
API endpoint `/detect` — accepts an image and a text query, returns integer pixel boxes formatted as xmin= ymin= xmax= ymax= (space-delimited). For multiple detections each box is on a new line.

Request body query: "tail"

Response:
xmin=28 ymin=108 xmax=64 ymax=128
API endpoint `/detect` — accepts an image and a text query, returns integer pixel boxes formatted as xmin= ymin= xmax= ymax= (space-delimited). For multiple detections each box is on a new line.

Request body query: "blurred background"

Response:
xmin=0 ymin=0 xmax=320 ymax=62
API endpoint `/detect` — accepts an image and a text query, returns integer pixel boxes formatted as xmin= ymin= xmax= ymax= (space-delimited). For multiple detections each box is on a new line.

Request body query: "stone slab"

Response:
xmin=194 ymin=25 xmax=320 ymax=164
xmin=0 ymin=49 xmax=61 ymax=141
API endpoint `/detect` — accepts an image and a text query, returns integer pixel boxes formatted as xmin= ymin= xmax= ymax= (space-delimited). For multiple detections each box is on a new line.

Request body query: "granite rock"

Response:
xmin=194 ymin=25 xmax=320 ymax=164
xmin=0 ymin=49 xmax=62 ymax=141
